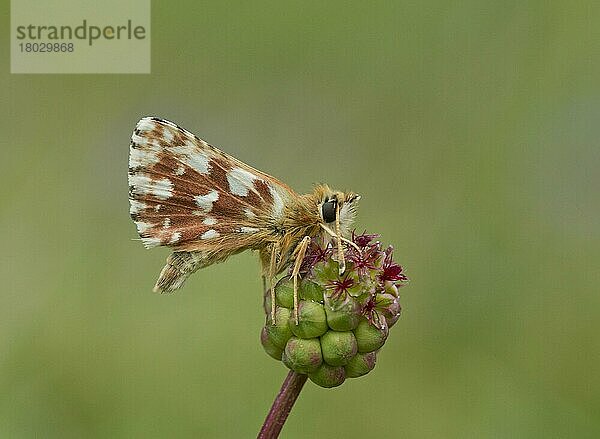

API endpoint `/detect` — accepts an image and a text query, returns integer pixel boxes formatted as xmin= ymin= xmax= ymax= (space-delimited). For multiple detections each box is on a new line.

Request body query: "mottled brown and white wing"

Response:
xmin=128 ymin=117 xmax=296 ymax=251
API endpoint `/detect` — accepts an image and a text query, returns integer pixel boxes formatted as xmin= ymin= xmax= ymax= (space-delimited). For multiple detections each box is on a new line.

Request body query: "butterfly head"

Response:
xmin=315 ymin=185 xmax=360 ymax=236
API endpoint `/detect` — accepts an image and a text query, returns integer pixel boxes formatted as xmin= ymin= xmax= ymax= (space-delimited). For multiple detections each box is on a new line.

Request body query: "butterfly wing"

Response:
xmin=128 ymin=117 xmax=296 ymax=252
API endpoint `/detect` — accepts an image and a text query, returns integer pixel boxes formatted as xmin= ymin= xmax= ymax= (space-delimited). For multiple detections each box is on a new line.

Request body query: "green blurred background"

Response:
xmin=2 ymin=1 xmax=599 ymax=437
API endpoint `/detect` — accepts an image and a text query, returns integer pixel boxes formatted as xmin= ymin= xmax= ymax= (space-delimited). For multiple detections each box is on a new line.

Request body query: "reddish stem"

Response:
xmin=257 ymin=371 xmax=308 ymax=438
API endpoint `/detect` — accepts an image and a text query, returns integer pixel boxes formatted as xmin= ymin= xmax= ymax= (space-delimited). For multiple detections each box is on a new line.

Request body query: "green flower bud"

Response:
xmin=309 ymin=363 xmax=346 ymax=388
xmin=324 ymin=295 xmax=361 ymax=331
xmin=383 ymin=280 xmax=399 ymax=298
xmin=265 ymin=307 xmax=293 ymax=349
xmin=376 ymin=293 xmax=401 ymax=328
xmin=260 ymin=327 xmax=283 ymax=360
xmin=342 ymin=269 xmax=365 ymax=298
xmin=282 ymin=337 xmax=323 ymax=374
xmin=344 ymin=351 xmax=377 ymax=378
xmin=354 ymin=315 xmax=389 ymax=353
xmin=313 ymin=258 xmax=339 ymax=284
xmin=267 ymin=277 xmax=325 ymax=311
xmin=320 ymin=330 xmax=358 ymax=366
xmin=274 ymin=277 xmax=294 ymax=309
xmin=288 ymin=300 xmax=328 ymax=338
xmin=300 ymin=279 xmax=325 ymax=303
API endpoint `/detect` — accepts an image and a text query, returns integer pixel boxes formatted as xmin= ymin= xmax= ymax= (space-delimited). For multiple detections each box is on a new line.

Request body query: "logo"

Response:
xmin=11 ymin=0 xmax=151 ymax=74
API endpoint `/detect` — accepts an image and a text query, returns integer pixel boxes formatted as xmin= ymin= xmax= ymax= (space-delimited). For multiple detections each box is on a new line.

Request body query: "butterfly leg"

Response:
xmin=334 ymin=201 xmax=346 ymax=275
xmin=291 ymin=236 xmax=311 ymax=325
xmin=268 ymin=243 xmax=279 ymax=324
xmin=319 ymin=222 xmax=361 ymax=276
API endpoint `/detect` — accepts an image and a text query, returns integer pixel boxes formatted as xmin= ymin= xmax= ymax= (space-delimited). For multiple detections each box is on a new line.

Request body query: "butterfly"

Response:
xmin=128 ymin=117 xmax=360 ymax=322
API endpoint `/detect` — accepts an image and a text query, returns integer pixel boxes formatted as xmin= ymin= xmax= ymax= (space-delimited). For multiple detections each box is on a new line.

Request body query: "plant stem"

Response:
xmin=257 ymin=371 xmax=308 ymax=438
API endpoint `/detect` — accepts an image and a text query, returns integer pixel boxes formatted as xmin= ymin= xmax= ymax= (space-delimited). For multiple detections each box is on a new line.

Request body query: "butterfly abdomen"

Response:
xmin=152 ymin=251 xmax=208 ymax=292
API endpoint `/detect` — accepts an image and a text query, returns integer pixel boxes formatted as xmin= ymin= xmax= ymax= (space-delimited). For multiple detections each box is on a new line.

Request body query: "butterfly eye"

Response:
xmin=321 ymin=200 xmax=337 ymax=223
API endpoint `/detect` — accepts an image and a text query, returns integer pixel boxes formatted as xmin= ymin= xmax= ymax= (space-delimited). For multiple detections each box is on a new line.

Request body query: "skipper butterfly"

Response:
xmin=128 ymin=117 xmax=360 ymax=322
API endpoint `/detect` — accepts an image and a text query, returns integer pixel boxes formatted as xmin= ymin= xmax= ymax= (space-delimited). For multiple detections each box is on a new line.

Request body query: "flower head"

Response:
xmin=262 ymin=230 xmax=408 ymax=388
